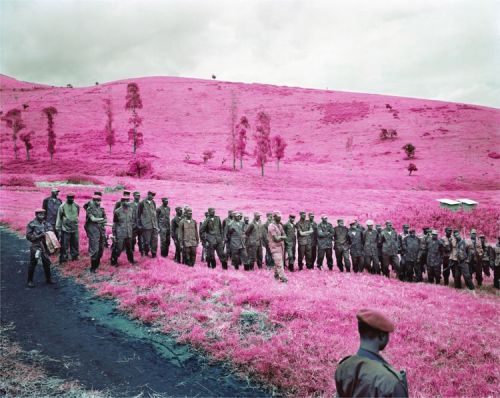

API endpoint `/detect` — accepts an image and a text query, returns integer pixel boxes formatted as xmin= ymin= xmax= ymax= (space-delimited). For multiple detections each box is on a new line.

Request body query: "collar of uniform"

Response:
xmin=357 ymin=348 xmax=388 ymax=365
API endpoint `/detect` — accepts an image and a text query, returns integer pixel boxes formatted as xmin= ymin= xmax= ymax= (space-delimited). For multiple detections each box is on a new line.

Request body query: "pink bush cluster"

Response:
xmin=1 ymin=108 xmax=25 ymax=159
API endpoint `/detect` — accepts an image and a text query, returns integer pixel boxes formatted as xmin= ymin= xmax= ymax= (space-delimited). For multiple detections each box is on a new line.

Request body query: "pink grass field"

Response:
xmin=1 ymin=74 xmax=499 ymax=396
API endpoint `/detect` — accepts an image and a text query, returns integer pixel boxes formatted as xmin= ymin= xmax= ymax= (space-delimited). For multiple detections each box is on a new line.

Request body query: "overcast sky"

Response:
xmin=1 ymin=0 xmax=499 ymax=107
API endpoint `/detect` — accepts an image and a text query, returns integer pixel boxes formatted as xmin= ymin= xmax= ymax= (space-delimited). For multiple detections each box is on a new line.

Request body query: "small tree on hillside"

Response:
xmin=19 ymin=130 xmax=34 ymax=160
xmin=402 ymin=143 xmax=416 ymax=159
xmin=103 ymin=98 xmax=116 ymax=154
xmin=202 ymin=150 xmax=215 ymax=163
xmin=407 ymin=163 xmax=417 ymax=176
xmin=253 ymin=111 xmax=272 ymax=177
xmin=236 ymin=116 xmax=249 ymax=169
xmin=271 ymin=134 xmax=287 ymax=171
xmin=42 ymin=106 xmax=58 ymax=161
xmin=128 ymin=156 xmax=152 ymax=178
xmin=125 ymin=83 xmax=143 ymax=154
xmin=1 ymin=108 xmax=25 ymax=160
xmin=380 ymin=128 xmax=397 ymax=140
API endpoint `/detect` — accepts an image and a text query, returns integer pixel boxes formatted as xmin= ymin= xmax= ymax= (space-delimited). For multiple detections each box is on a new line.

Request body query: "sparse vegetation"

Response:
xmin=403 ymin=143 xmax=416 ymax=159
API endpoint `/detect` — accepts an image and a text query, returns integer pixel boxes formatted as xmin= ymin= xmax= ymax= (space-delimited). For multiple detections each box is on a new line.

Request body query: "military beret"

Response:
xmin=67 ymin=192 xmax=75 ymax=197
xmin=208 ymin=207 xmax=215 ymax=212
xmin=51 ymin=188 xmax=59 ymax=193
xmin=161 ymin=197 xmax=169 ymax=201
xmin=321 ymin=214 xmax=327 ymax=219
xmin=35 ymin=208 xmax=46 ymax=213
xmin=133 ymin=191 xmax=140 ymax=195
xmin=470 ymin=229 xmax=477 ymax=234
xmin=403 ymin=224 xmax=409 ymax=228
xmin=147 ymin=191 xmax=156 ymax=196
xmin=409 ymin=229 xmax=415 ymax=233
xmin=337 ymin=218 xmax=344 ymax=222
xmin=375 ymin=224 xmax=382 ymax=228
xmin=273 ymin=211 xmax=282 ymax=217
xmin=266 ymin=212 xmax=272 ymax=216
xmin=350 ymin=221 xmax=356 ymax=226
xmin=366 ymin=220 xmax=374 ymax=226
xmin=94 ymin=191 xmax=102 ymax=196
xmin=445 ymin=226 xmax=452 ymax=231
xmin=308 ymin=212 xmax=314 ymax=216
xmin=356 ymin=309 xmax=395 ymax=333
xmin=92 ymin=195 xmax=101 ymax=200
xmin=290 ymin=214 xmax=296 ymax=218
xmin=431 ymin=230 xmax=438 ymax=235
xmin=385 ymin=220 xmax=392 ymax=224
xmin=123 ymin=191 xmax=131 ymax=196
xmin=453 ymin=229 xmax=460 ymax=234
xmin=254 ymin=212 xmax=261 ymax=216
xmin=300 ymin=211 xmax=306 ymax=215
xmin=121 ymin=197 xmax=130 ymax=201
xmin=184 ymin=206 xmax=192 ymax=211
xmin=175 ymin=206 xmax=182 ymax=211
xmin=479 ymin=234 xmax=485 ymax=238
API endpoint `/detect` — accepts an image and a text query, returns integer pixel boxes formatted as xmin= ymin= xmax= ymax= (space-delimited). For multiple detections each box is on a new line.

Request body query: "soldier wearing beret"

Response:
xmin=452 ymin=230 xmax=475 ymax=291
xmin=84 ymin=195 xmax=107 ymax=272
xmin=334 ymin=219 xmax=351 ymax=272
xmin=380 ymin=221 xmax=401 ymax=279
xmin=296 ymin=212 xmax=313 ymax=270
xmin=335 ymin=309 xmax=408 ymax=397
xmin=466 ymin=229 xmax=484 ymax=287
xmin=427 ymin=230 xmax=444 ymax=284
xmin=363 ymin=220 xmax=380 ymax=274
xmin=26 ymin=209 xmax=55 ymax=287
xmin=56 ymin=192 xmax=80 ymax=264
xmin=348 ymin=221 xmax=364 ymax=273
xmin=440 ymin=227 xmax=455 ymax=285
xmin=317 ymin=215 xmax=334 ymax=270
xmin=267 ymin=211 xmax=288 ymax=282
xmin=114 ymin=190 xmax=131 ymax=210
xmin=178 ymin=207 xmax=199 ymax=266
xmin=225 ymin=211 xmax=247 ymax=270
xmin=402 ymin=229 xmax=421 ymax=281
xmin=200 ymin=208 xmax=227 ymax=269
xmin=244 ymin=212 xmax=263 ymax=270
xmin=283 ymin=214 xmax=297 ymax=271
xmin=309 ymin=212 xmax=318 ymax=268
xmin=42 ymin=188 xmax=62 ymax=238
xmin=137 ymin=191 xmax=158 ymax=258
xmin=111 ymin=198 xmax=135 ymax=266
xmin=157 ymin=197 xmax=171 ymax=258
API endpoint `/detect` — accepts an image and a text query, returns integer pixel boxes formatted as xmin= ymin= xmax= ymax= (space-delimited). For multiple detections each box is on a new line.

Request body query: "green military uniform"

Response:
xmin=226 ymin=217 xmax=247 ymax=270
xmin=26 ymin=211 xmax=54 ymax=285
xmin=200 ymin=213 xmax=227 ymax=269
xmin=157 ymin=202 xmax=171 ymax=257
xmin=348 ymin=224 xmax=364 ymax=273
xmin=130 ymin=195 xmax=143 ymax=255
xmin=56 ymin=198 xmax=80 ymax=263
xmin=171 ymin=208 xmax=183 ymax=263
xmin=453 ymin=236 xmax=474 ymax=290
xmin=317 ymin=219 xmax=334 ymax=269
xmin=84 ymin=199 xmax=107 ymax=271
xmin=309 ymin=214 xmax=318 ymax=268
xmin=244 ymin=216 xmax=263 ymax=270
xmin=178 ymin=215 xmax=199 ymax=266
xmin=363 ymin=223 xmax=380 ymax=274
xmin=333 ymin=223 xmax=350 ymax=272
xmin=137 ymin=196 xmax=158 ymax=257
xmin=283 ymin=217 xmax=297 ymax=271
xmin=296 ymin=217 xmax=313 ymax=270
xmin=111 ymin=205 xmax=135 ymax=265
xmin=402 ymin=233 xmax=421 ymax=281
xmin=335 ymin=348 xmax=408 ymax=397
xmin=426 ymin=234 xmax=444 ymax=284
xmin=380 ymin=226 xmax=400 ymax=279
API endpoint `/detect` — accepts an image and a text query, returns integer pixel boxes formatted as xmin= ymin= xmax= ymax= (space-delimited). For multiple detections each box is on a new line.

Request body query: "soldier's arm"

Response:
xmin=317 ymin=225 xmax=326 ymax=238
xmin=178 ymin=222 xmax=184 ymax=245
xmin=42 ymin=198 xmax=48 ymax=220
xmin=26 ymin=223 xmax=38 ymax=242
xmin=112 ymin=211 xmax=118 ymax=236
xmin=245 ymin=223 xmax=254 ymax=237
xmin=195 ymin=222 xmax=199 ymax=245
xmin=136 ymin=202 xmax=144 ymax=227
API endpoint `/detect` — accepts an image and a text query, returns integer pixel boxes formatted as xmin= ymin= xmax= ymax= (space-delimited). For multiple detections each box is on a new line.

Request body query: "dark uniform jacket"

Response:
xmin=427 ymin=239 xmax=444 ymax=267
xmin=137 ymin=200 xmax=157 ymax=230
xmin=317 ymin=222 xmax=334 ymax=250
xmin=42 ymin=196 xmax=62 ymax=225
xmin=222 ymin=217 xmax=233 ymax=242
xmin=296 ymin=219 xmax=312 ymax=246
xmin=335 ymin=348 xmax=408 ymax=397
xmin=402 ymin=235 xmax=420 ymax=262
xmin=310 ymin=221 xmax=318 ymax=247
xmin=113 ymin=207 xmax=133 ymax=239
xmin=333 ymin=225 xmax=349 ymax=249
xmin=171 ymin=215 xmax=182 ymax=243
xmin=398 ymin=232 xmax=409 ymax=255
xmin=244 ymin=220 xmax=262 ymax=247
xmin=200 ymin=216 xmax=224 ymax=245
xmin=456 ymin=240 xmax=468 ymax=263
xmin=226 ymin=220 xmax=246 ymax=250
xmin=363 ymin=229 xmax=379 ymax=257
xmin=178 ymin=218 xmax=199 ymax=247
xmin=130 ymin=201 xmax=140 ymax=229
xmin=380 ymin=229 xmax=398 ymax=256
xmin=348 ymin=228 xmax=363 ymax=257
xmin=156 ymin=205 xmax=171 ymax=233
xmin=284 ymin=222 xmax=297 ymax=246
xmin=466 ymin=239 xmax=484 ymax=263
xmin=26 ymin=219 xmax=53 ymax=250
xmin=441 ymin=235 xmax=455 ymax=258
xmin=85 ymin=202 xmax=107 ymax=235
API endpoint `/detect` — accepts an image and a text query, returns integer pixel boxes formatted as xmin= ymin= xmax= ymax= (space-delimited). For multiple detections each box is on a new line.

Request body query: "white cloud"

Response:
xmin=1 ymin=0 xmax=499 ymax=107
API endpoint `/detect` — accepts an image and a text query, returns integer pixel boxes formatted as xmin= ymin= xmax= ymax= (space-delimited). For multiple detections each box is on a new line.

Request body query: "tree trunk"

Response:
xmin=13 ymin=141 xmax=18 ymax=160
xmin=109 ymin=145 xmax=112 ymax=154
xmin=26 ymin=148 xmax=30 ymax=161
xmin=240 ymin=158 xmax=243 ymax=169
xmin=277 ymin=159 xmax=280 ymax=171
xmin=261 ymin=164 xmax=264 ymax=177
xmin=50 ymin=153 xmax=53 ymax=161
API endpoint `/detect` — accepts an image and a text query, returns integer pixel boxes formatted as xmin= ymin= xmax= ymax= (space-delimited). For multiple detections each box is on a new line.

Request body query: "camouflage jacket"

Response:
xmin=348 ymin=228 xmax=363 ymax=257
xmin=283 ymin=221 xmax=297 ymax=246
xmin=156 ymin=205 xmax=171 ymax=233
xmin=26 ymin=218 xmax=53 ymax=249
xmin=333 ymin=225 xmax=349 ymax=248
xmin=380 ymin=229 xmax=398 ymax=256
xmin=296 ymin=219 xmax=312 ymax=246
xmin=402 ymin=235 xmax=420 ymax=262
xmin=113 ymin=207 xmax=133 ymax=240
xmin=426 ymin=239 xmax=444 ymax=267
xmin=363 ymin=229 xmax=379 ymax=257
xmin=317 ymin=222 xmax=334 ymax=250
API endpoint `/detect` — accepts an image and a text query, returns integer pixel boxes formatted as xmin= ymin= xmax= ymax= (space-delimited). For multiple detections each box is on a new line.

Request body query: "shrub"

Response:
xmin=202 ymin=150 xmax=215 ymax=164
xmin=380 ymin=128 xmax=397 ymax=140
xmin=407 ymin=163 xmax=417 ymax=175
xmin=19 ymin=130 xmax=34 ymax=160
xmin=0 ymin=175 xmax=35 ymax=187
xmin=1 ymin=108 xmax=25 ymax=159
xmin=402 ymin=143 xmax=416 ymax=159
xmin=127 ymin=156 xmax=153 ymax=178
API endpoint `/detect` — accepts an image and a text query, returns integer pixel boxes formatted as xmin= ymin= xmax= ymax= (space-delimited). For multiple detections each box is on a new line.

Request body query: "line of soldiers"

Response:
xmin=28 ymin=188 xmax=500 ymax=290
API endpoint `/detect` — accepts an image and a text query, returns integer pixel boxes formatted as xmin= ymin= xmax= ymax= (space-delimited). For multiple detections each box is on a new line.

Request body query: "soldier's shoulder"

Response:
xmin=27 ymin=219 xmax=37 ymax=227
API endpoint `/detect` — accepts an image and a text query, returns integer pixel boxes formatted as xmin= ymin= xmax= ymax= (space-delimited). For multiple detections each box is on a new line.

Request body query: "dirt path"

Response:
xmin=0 ymin=228 xmax=268 ymax=397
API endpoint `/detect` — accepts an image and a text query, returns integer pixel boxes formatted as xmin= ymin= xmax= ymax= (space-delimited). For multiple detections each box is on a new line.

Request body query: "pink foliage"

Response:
xmin=1 ymin=108 xmax=25 ymax=159
xmin=407 ymin=162 xmax=417 ymax=175
xmin=271 ymin=135 xmax=287 ymax=171
xmin=0 ymin=175 xmax=35 ymax=187
xmin=42 ymin=106 xmax=58 ymax=160
xmin=202 ymin=149 xmax=215 ymax=164
xmin=125 ymin=82 xmax=143 ymax=110
xmin=127 ymin=155 xmax=153 ymax=178
xmin=253 ymin=111 xmax=272 ymax=176
xmin=103 ymin=98 xmax=115 ymax=153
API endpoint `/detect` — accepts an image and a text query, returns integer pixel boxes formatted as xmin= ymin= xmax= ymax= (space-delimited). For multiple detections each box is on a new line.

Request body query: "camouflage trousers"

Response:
xmin=271 ymin=250 xmax=286 ymax=281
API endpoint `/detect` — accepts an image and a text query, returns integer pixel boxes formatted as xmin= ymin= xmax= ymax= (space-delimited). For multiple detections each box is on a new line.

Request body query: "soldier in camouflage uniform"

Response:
xmin=200 ymin=208 xmax=227 ymax=269
xmin=178 ymin=207 xmax=199 ymax=266
xmin=380 ymin=221 xmax=400 ymax=279
xmin=296 ymin=212 xmax=313 ymax=270
xmin=171 ymin=207 xmax=183 ymax=263
xmin=137 ymin=191 xmax=158 ymax=258
xmin=111 ymin=198 xmax=135 ymax=266
xmin=479 ymin=235 xmax=492 ymax=278
xmin=494 ymin=237 xmax=500 ymax=289
xmin=56 ymin=193 xmax=80 ymax=264
xmin=348 ymin=221 xmax=364 ymax=273
xmin=226 ymin=211 xmax=247 ymax=270
xmin=267 ymin=212 xmax=288 ymax=283
xmin=334 ymin=219 xmax=351 ymax=272
xmin=426 ymin=230 xmax=444 ymax=284
xmin=441 ymin=227 xmax=454 ymax=285
xmin=363 ymin=220 xmax=380 ymax=274
xmin=317 ymin=215 xmax=334 ymax=270
xmin=244 ymin=212 xmax=262 ymax=270
xmin=466 ymin=229 xmax=484 ymax=286
xmin=42 ymin=188 xmax=62 ymax=239
xmin=283 ymin=214 xmax=297 ymax=271
xmin=156 ymin=197 xmax=171 ymax=257
xmin=26 ymin=209 xmax=54 ymax=287
xmin=222 ymin=210 xmax=234 ymax=260
xmin=262 ymin=212 xmax=275 ymax=268
xmin=398 ymin=224 xmax=410 ymax=276
xmin=309 ymin=213 xmax=318 ymax=268
xmin=418 ymin=227 xmax=431 ymax=276
xmin=402 ymin=230 xmax=421 ymax=281
xmin=453 ymin=230 xmax=474 ymax=290
xmin=84 ymin=195 xmax=107 ymax=273
xmin=130 ymin=191 xmax=143 ymax=256
xmin=200 ymin=211 xmax=209 ymax=263
xmin=376 ymin=224 xmax=384 ymax=267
